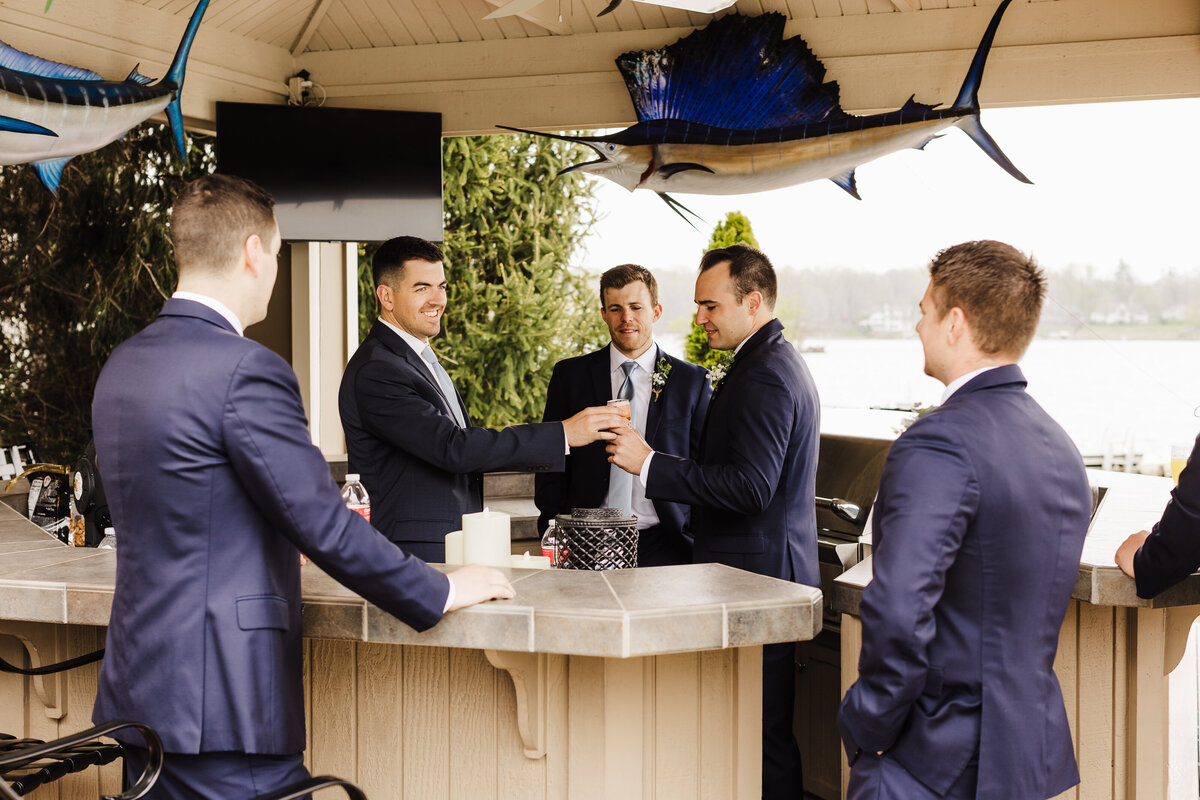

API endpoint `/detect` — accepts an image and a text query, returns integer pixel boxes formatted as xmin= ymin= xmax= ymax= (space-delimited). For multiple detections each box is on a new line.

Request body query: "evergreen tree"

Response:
xmin=359 ymin=133 xmax=607 ymax=428
xmin=0 ymin=125 xmax=216 ymax=462
xmin=685 ymin=211 xmax=760 ymax=370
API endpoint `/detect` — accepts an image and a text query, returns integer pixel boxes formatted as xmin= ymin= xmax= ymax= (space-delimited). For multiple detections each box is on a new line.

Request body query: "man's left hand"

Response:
xmin=1115 ymin=529 xmax=1151 ymax=578
xmin=607 ymin=424 xmax=652 ymax=476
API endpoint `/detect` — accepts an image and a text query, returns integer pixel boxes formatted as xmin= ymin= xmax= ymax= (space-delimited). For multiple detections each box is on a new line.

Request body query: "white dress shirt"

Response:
xmin=607 ymin=343 xmax=661 ymax=529
xmin=172 ymin=291 xmax=244 ymax=336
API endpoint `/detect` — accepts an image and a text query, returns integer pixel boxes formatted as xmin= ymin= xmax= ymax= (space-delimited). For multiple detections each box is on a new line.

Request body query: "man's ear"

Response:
xmin=652 ymin=303 xmax=663 ymax=324
xmin=746 ymin=290 xmax=764 ymax=316
xmin=946 ymin=306 xmax=968 ymax=345
xmin=375 ymin=283 xmax=392 ymax=311
xmin=243 ymin=234 xmax=263 ymax=276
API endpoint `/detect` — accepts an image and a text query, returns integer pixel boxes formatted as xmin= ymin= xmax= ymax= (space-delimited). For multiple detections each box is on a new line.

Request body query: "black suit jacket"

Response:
xmin=339 ymin=321 xmax=566 ymax=560
xmin=535 ymin=345 xmax=711 ymax=564
xmin=646 ymin=320 xmax=821 ymax=586
xmin=1134 ymin=432 xmax=1200 ymax=597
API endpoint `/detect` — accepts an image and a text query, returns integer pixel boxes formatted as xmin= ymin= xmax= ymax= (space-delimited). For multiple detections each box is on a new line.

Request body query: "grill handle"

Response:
xmin=815 ymin=496 xmax=865 ymax=525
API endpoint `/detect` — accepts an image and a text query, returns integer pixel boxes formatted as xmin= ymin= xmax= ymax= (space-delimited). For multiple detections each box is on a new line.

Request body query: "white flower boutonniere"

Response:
xmin=651 ymin=357 xmax=672 ymax=402
xmin=706 ymin=362 xmax=729 ymax=392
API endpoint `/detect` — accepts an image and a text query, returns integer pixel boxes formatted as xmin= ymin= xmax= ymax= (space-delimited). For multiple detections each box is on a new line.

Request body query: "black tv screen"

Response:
xmin=215 ymin=103 xmax=443 ymax=242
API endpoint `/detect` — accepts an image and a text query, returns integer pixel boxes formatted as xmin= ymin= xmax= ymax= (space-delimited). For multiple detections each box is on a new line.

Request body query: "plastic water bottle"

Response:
xmin=342 ymin=474 xmax=371 ymax=522
xmin=540 ymin=519 xmax=560 ymax=567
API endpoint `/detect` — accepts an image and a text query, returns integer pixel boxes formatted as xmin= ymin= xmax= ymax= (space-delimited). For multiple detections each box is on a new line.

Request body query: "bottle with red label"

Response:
xmin=540 ymin=519 xmax=560 ymax=567
xmin=341 ymin=473 xmax=371 ymax=522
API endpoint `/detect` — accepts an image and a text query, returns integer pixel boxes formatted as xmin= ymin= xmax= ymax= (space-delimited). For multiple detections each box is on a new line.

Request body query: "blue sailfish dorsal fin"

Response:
xmin=615 ymin=13 xmax=847 ymax=130
xmin=0 ymin=40 xmax=102 ymax=81
xmin=126 ymin=64 xmax=154 ymax=85
xmin=900 ymin=94 xmax=940 ymax=119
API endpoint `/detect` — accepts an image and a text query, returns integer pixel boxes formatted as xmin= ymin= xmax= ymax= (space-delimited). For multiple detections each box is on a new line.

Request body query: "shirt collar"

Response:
xmin=379 ymin=317 xmax=430 ymax=358
xmin=172 ymin=291 xmax=244 ymax=336
xmin=940 ymin=365 xmax=1000 ymax=403
xmin=609 ymin=342 xmax=658 ymax=375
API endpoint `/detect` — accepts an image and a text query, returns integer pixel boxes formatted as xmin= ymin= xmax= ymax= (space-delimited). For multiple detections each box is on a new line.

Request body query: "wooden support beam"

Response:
xmin=292 ymin=0 xmax=336 ymax=56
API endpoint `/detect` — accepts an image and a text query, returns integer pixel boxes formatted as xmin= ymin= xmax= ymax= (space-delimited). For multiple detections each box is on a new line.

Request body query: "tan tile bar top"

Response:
xmin=833 ymin=469 xmax=1194 ymax=615
xmin=0 ymin=504 xmax=822 ymax=658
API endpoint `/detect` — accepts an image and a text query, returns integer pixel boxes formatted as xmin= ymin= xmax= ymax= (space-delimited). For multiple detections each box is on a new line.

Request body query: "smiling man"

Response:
xmin=339 ymin=236 xmax=624 ymax=561
xmin=606 ymin=244 xmax=820 ymax=799
xmin=535 ymin=264 xmax=710 ymax=565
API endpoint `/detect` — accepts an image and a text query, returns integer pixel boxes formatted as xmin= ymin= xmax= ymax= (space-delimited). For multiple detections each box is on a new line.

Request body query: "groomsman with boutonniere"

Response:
xmin=606 ymin=244 xmax=821 ymax=800
xmin=536 ymin=264 xmax=711 ymax=566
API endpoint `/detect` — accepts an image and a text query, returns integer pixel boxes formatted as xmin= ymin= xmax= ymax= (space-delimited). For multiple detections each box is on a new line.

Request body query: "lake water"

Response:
xmin=656 ymin=334 xmax=1200 ymax=469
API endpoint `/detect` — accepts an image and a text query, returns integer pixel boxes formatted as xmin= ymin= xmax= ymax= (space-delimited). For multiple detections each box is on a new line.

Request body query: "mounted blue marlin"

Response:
xmin=0 ymin=0 xmax=210 ymax=194
xmin=500 ymin=0 xmax=1029 ymax=222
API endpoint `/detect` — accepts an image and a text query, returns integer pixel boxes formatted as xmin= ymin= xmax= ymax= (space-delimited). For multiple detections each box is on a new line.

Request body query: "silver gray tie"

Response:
xmin=607 ymin=361 xmax=638 ymax=515
xmin=421 ymin=345 xmax=466 ymax=427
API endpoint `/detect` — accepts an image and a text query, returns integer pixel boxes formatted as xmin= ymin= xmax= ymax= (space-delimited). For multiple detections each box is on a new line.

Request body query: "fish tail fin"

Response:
xmin=161 ymin=0 xmax=211 ymax=159
xmin=952 ymin=0 xmax=1012 ymax=112
xmin=958 ymin=114 xmax=1032 ymax=184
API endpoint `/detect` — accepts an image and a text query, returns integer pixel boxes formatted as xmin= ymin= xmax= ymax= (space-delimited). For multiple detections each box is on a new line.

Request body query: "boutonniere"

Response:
xmin=650 ymin=357 xmax=672 ymax=402
xmin=707 ymin=361 xmax=729 ymax=393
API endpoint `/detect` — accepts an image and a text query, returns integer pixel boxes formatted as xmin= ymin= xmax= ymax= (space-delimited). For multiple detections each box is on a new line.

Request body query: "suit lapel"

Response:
xmin=644 ymin=346 xmax=665 ymax=444
xmin=371 ymin=321 xmax=464 ymax=422
xmin=592 ymin=346 xmax=613 ymax=403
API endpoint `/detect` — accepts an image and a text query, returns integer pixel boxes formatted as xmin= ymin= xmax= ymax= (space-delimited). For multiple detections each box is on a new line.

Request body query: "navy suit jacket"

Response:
xmin=91 ymin=299 xmax=449 ymax=755
xmin=1134 ymin=432 xmax=1200 ymax=598
xmin=838 ymin=365 xmax=1091 ymax=799
xmin=534 ymin=345 xmax=711 ymax=552
xmin=339 ymin=320 xmax=565 ymax=559
xmin=645 ymin=320 xmax=820 ymax=586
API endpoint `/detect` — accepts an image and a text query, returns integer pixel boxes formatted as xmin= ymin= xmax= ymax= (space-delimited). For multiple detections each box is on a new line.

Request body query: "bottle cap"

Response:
xmin=345 ymin=473 xmax=359 ymax=482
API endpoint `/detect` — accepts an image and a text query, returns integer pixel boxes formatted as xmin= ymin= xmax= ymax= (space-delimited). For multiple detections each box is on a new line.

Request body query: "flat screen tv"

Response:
xmin=215 ymin=102 xmax=443 ymax=242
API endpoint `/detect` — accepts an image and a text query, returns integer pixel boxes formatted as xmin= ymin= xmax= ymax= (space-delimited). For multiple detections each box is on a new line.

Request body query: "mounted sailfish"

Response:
xmin=0 ymin=0 xmax=210 ymax=194
xmin=500 ymin=0 xmax=1029 ymax=223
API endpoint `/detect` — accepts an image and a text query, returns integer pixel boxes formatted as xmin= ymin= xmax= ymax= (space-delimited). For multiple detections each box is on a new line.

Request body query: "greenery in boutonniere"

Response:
xmin=651 ymin=357 xmax=672 ymax=402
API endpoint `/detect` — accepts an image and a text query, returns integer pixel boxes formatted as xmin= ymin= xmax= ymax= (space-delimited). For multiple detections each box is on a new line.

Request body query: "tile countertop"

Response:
xmin=0 ymin=505 xmax=822 ymax=659
xmin=834 ymin=469 xmax=1196 ymax=615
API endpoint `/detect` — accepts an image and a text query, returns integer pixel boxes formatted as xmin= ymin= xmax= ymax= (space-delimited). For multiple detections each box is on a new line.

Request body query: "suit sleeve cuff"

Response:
xmin=638 ymin=451 xmax=655 ymax=488
xmin=563 ymin=425 xmax=570 ymax=455
xmin=442 ymin=573 xmax=456 ymax=613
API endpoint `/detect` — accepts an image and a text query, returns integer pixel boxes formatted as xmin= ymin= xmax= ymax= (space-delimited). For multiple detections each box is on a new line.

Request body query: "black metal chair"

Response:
xmin=254 ymin=776 xmax=368 ymax=800
xmin=0 ymin=719 xmax=162 ymax=800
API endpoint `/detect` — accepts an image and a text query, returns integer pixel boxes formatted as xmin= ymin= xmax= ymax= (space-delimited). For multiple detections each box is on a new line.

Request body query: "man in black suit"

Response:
xmin=339 ymin=236 xmax=623 ymax=562
xmin=1116 ymin=433 xmax=1200 ymax=597
xmin=535 ymin=264 xmax=711 ymax=566
xmin=607 ymin=243 xmax=820 ymax=800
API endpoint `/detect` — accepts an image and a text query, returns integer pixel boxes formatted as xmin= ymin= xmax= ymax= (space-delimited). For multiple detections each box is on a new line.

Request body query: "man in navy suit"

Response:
xmin=535 ymin=264 xmax=711 ymax=566
xmin=339 ymin=237 xmax=623 ymax=562
xmin=91 ymin=176 xmax=515 ymax=799
xmin=607 ymin=244 xmax=820 ymax=800
xmin=838 ymin=241 xmax=1092 ymax=800
xmin=1116 ymin=434 xmax=1200 ymax=597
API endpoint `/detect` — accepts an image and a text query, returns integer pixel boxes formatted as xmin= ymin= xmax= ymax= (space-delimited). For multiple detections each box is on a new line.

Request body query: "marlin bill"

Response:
xmin=0 ymin=0 xmax=210 ymax=194
xmin=500 ymin=0 xmax=1030 ymax=222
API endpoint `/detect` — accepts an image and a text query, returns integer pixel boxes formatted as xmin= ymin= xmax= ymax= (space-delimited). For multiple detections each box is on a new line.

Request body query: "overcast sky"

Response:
xmin=577 ymin=97 xmax=1200 ymax=281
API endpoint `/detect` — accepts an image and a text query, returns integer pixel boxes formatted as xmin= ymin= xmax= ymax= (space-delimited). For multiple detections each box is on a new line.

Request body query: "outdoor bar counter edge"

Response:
xmin=0 ymin=501 xmax=820 ymax=800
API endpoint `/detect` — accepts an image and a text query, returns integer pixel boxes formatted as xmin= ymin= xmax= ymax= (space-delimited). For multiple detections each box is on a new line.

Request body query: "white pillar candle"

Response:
xmin=510 ymin=552 xmax=551 ymax=570
xmin=444 ymin=530 xmax=463 ymax=564
xmin=462 ymin=507 xmax=510 ymax=567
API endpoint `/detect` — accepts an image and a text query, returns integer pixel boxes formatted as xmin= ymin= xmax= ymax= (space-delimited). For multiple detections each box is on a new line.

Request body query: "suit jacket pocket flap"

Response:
xmin=889 ymin=689 xmax=980 ymax=796
xmin=236 ymin=595 xmax=290 ymax=631
xmin=706 ymin=534 xmax=766 ymax=554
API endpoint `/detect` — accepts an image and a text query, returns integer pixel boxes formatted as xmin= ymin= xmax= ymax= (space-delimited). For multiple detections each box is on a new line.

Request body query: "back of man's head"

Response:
xmin=699 ymin=243 xmax=777 ymax=310
xmin=373 ymin=236 xmax=444 ymax=288
xmin=171 ymin=174 xmax=275 ymax=277
xmin=599 ymin=264 xmax=659 ymax=306
xmin=929 ymin=240 xmax=1045 ymax=359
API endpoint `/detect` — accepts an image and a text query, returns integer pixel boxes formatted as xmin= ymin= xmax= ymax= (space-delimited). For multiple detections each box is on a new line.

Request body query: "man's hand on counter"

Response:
xmin=1115 ymin=530 xmax=1151 ymax=579
xmin=446 ymin=564 xmax=515 ymax=611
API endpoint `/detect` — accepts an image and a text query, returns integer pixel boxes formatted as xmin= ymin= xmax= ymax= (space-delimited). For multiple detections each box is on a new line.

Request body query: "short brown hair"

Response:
xmin=599 ymin=264 xmax=659 ymax=307
xmin=928 ymin=240 xmax=1045 ymax=358
xmin=170 ymin=174 xmax=276 ymax=275
xmin=373 ymin=236 xmax=444 ymax=288
xmin=699 ymin=243 xmax=777 ymax=310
